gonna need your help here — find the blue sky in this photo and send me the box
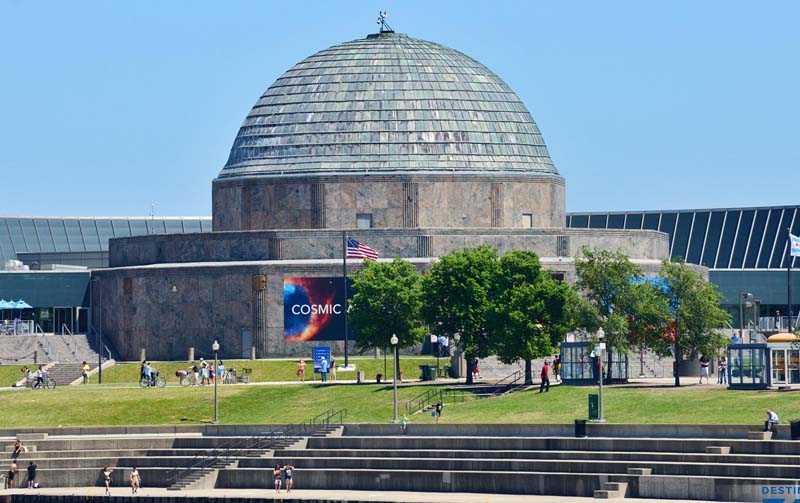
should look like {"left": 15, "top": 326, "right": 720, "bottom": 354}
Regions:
{"left": 1, "top": 1, "right": 797, "bottom": 217}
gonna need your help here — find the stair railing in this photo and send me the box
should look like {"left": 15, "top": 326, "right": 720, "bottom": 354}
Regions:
{"left": 166, "top": 411, "right": 339, "bottom": 488}
{"left": 494, "top": 369, "right": 523, "bottom": 389}
{"left": 35, "top": 324, "right": 58, "bottom": 362}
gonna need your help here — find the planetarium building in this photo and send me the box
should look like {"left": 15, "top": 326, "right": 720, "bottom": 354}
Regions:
{"left": 94, "top": 30, "right": 672, "bottom": 360}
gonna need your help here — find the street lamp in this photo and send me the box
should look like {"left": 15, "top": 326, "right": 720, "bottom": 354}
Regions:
{"left": 596, "top": 327, "right": 606, "bottom": 423}
{"left": 212, "top": 340, "right": 220, "bottom": 425}
{"left": 391, "top": 334, "right": 399, "bottom": 423}
{"left": 739, "top": 293, "right": 753, "bottom": 340}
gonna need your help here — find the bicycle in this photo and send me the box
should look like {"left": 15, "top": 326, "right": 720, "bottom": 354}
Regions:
{"left": 177, "top": 370, "right": 197, "bottom": 387}
{"left": 139, "top": 371, "right": 166, "bottom": 388}
{"left": 32, "top": 376, "right": 56, "bottom": 390}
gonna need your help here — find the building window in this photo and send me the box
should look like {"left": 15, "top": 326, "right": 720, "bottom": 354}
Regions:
{"left": 522, "top": 213, "right": 533, "bottom": 228}
{"left": 356, "top": 213, "right": 373, "bottom": 229}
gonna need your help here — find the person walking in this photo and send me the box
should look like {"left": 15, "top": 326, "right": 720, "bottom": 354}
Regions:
{"left": 81, "top": 361, "right": 90, "bottom": 384}
{"left": 273, "top": 464, "right": 282, "bottom": 494}
{"left": 200, "top": 359, "right": 209, "bottom": 385}
{"left": 26, "top": 461, "right": 36, "bottom": 489}
{"left": 129, "top": 466, "right": 141, "bottom": 494}
{"left": 330, "top": 355, "right": 337, "bottom": 382}
{"left": 189, "top": 361, "right": 199, "bottom": 385}
{"left": 6, "top": 463, "right": 17, "bottom": 489}
{"left": 217, "top": 361, "right": 225, "bottom": 385}
{"left": 102, "top": 467, "right": 114, "bottom": 496}
{"left": 320, "top": 357, "right": 329, "bottom": 383}
{"left": 434, "top": 400, "right": 443, "bottom": 424}
{"left": 699, "top": 355, "right": 710, "bottom": 384}
{"left": 297, "top": 359, "right": 306, "bottom": 382}
{"left": 718, "top": 356, "right": 728, "bottom": 385}
{"left": 540, "top": 361, "right": 551, "bottom": 393}
{"left": 283, "top": 464, "right": 294, "bottom": 493}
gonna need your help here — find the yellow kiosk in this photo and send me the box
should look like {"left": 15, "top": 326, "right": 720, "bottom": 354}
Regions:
{"left": 767, "top": 332, "right": 800, "bottom": 386}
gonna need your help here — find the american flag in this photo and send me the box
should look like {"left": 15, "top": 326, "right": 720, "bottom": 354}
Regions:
{"left": 346, "top": 238, "right": 380, "bottom": 260}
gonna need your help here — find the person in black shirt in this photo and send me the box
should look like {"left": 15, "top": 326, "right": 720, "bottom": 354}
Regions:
{"left": 435, "top": 400, "right": 443, "bottom": 424}
{"left": 283, "top": 464, "right": 294, "bottom": 493}
{"left": 26, "top": 461, "right": 36, "bottom": 488}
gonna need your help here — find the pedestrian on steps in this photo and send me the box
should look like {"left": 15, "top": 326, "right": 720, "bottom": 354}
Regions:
{"left": 273, "top": 464, "right": 282, "bottom": 494}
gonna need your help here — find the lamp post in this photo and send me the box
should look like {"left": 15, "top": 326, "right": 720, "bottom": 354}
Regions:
{"left": 212, "top": 340, "right": 220, "bottom": 424}
{"left": 739, "top": 293, "right": 752, "bottom": 340}
{"left": 391, "top": 334, "right": 399, "bottom": 423}
{"left": 597, "top": 327, "right": 606, "bottom": 423}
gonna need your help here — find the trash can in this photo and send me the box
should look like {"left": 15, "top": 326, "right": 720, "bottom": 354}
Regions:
{"left": 356, "top": 370, "right": 365, "bottom": 384}
{"left": 588, "top": 394, "right": 599, "bottom": 420}
{"left": 419, "top": 365, "right": 436, "bottom": 381}
{"left": 791, "top": 419, "right": 800, "bottom": 440}
{"left": 575, "top": 419, "right": 587, "bottom": 438}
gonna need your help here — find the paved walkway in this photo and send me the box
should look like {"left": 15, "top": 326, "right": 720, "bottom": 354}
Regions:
{"left": 0, "top": 487, "right": 725, "bottom": 502}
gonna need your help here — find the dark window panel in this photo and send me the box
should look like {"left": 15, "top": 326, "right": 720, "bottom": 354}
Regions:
{"left": 111, "top": 220, "right": 132, "bottom": 237}
{"left": 48, "top": 219, "right": 69, "bottom": 252}
{"left": 659, "top": 213, "right": 678, "bottom": 251}
{"left": 788, "top": 209, "right": 800, "bottom": 269}
{"left": 146, "top": 220, "right": 167, "bottom": 234}
{"left": 184, "top": 220, "right": 203, "bottom": 233}
{"left": 730, "top": 210, "right": 754, "bottom": 268}
{"left": 701, "top": 211, "right": 725, "bottom": 268}
{"left": 0, "top": 219, "right": 15, "bottom": 263}
{"left": 566, "top": 215, "right": 572, "bottom": 227}
{"left": 716, "top": 210, "right": 740, "bottom": 269}
{"left": 63, "top": 219, "right": 85, "bottom": 252}
{"left": 96, "top": 220, "right": 115, "bottom": 251}
{"left": 79, "top": 220, "right": 101, "bottom": 252}
{"left": 624, "top": 213, "right": 643, "bottom": 229}
{"left": 129, "top": 220, "right": 148, "bottom": 236}
{"left": 758, "top": 209, "right": 783, "bottom": 268}
{"left": 671, "top": 213, "right": 694, "bottom": 261}
{"left": 744, "top": 210, "right": 769, "bottom": 268}
{"left": 18, "top": 218, "right": 40, "bottom": 252}
{"left": 769, "top": 209, "right": 793, "bottom": 269}
{"left": 33, "top": 219, "right": 55, "bottom": 253}
{"left": 165, "top": 220, "right": 185, "bottom": 233}
{"left": 6, "top": 219, "right": 27, "bottom": 253}
{"left": 607, "top": 214, "right": 625, "bottom": 229}
{"left": 642, "top": 213, "right": 660, "bottom": 231}
{"left": 589, "top": 214, "right": 608, "bottom": 229}
{"left": 570, "top": 215, "right": 589, "bottom": 228}
{"left": 687, "top": 212, "right": 709, "bottom": 265}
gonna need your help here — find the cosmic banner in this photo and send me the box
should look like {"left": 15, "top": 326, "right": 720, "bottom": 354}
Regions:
{"left": 283, "top": 277, "right": 352, "bottom": 342}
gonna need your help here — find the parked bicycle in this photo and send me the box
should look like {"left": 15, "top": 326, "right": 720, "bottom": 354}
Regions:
{"left": 139, "top": 370, "right": 166, "bottom": 388}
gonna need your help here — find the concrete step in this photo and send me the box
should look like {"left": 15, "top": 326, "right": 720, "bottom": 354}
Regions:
{"left": 627, "top": 467, "right": 652, "bottom": 475}
{"left": 594, "top": 481, "right": 627, "bottom": 499}
{"left": 706, "top": 446, "right": 731, "bottom": 455}
{"left": 749, "top": 431, "right": 772, "bottom": 440}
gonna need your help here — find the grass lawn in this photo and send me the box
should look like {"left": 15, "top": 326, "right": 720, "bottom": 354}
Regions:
{"left": 98, "top": 357, "right": 438, "bottom": 385}
{"left": 0, "top": 364, "right": 32, "bottom": 387}
{"left": 0, "top": 380, "right": 798, "bottom": 427}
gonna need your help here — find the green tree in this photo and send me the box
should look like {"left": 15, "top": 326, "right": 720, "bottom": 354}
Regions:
{"left": 574, "top": 248, "right": 647, "bottom": 380}
{"left": 659, "top": 259, "right": 731, "bottom": 387}
{"left": 348, "top": 258, "right": 426, "bottom": 379}
{"left": 491, "top": 250, "right": 579, "bottom": 384}
{"left": 420, "top": 246, "right": 499, "bottom": 385}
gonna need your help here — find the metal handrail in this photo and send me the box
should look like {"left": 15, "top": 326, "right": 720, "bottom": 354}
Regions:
{"left": 35, "top": 324, "right": 58, "bottom": 362}
{"left": 494, "top": 369, "right": 523, "bottom": 388}
{"left": 166, "top": 410, "right": 346, "bottom": 487}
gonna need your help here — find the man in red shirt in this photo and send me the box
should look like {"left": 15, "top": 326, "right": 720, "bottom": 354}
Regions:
{"left": 540, "top": 361, "right": 550, "bottom": 393}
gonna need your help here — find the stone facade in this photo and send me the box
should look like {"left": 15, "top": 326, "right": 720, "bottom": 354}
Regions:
{"left": 212, "top": 174, "right": 566, "bottom": 232}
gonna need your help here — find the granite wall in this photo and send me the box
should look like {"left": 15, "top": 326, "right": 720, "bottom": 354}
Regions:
{"left": 211, "top": 174, "right": 566, "bottom": 231}
{"left": 109, "top": 227, "right": 670, "bottom": 268}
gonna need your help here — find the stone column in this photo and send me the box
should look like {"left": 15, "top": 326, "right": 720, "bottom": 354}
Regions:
{"left": 252, "top": 274, "right": 268, "bottom": 359}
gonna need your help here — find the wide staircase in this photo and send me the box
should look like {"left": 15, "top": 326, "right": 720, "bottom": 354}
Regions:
{"left": 0, "top": 411, "right": 346, "bottom": 491}
{"left": 217, "top": 423, "right": 800, "bottom": 502}
{"left": 0, "top": 333, "right": 101, "bottom": 366}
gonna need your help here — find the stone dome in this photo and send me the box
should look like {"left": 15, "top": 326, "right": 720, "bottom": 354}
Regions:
{"left": 218, "top": 31, "right": 558, "bottom": 179}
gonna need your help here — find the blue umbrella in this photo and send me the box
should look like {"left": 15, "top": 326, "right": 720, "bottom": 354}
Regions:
{"left": 14, "top": 300, "right": 32, "bottom": 309}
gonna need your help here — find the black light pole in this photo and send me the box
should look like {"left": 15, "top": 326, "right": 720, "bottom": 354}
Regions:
{"left": 391, "top": 334, "right": 398, "bottom": 423}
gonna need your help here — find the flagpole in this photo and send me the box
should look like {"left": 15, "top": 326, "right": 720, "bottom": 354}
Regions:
{"left": 789, "top": 227, "right": 794, "bottom": 331}
{"left": 342, "top": 231, "right": 349, "bottom": 368}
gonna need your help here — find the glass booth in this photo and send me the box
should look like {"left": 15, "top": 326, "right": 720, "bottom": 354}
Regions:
{"left": 560, "top": 341, "right": 629, "bottom": 385}
{"left": 766, "top": 333, "right": 800, "bottom": 387}
{"left": 727, "top": 343, "right": 769, "bottom": 390}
